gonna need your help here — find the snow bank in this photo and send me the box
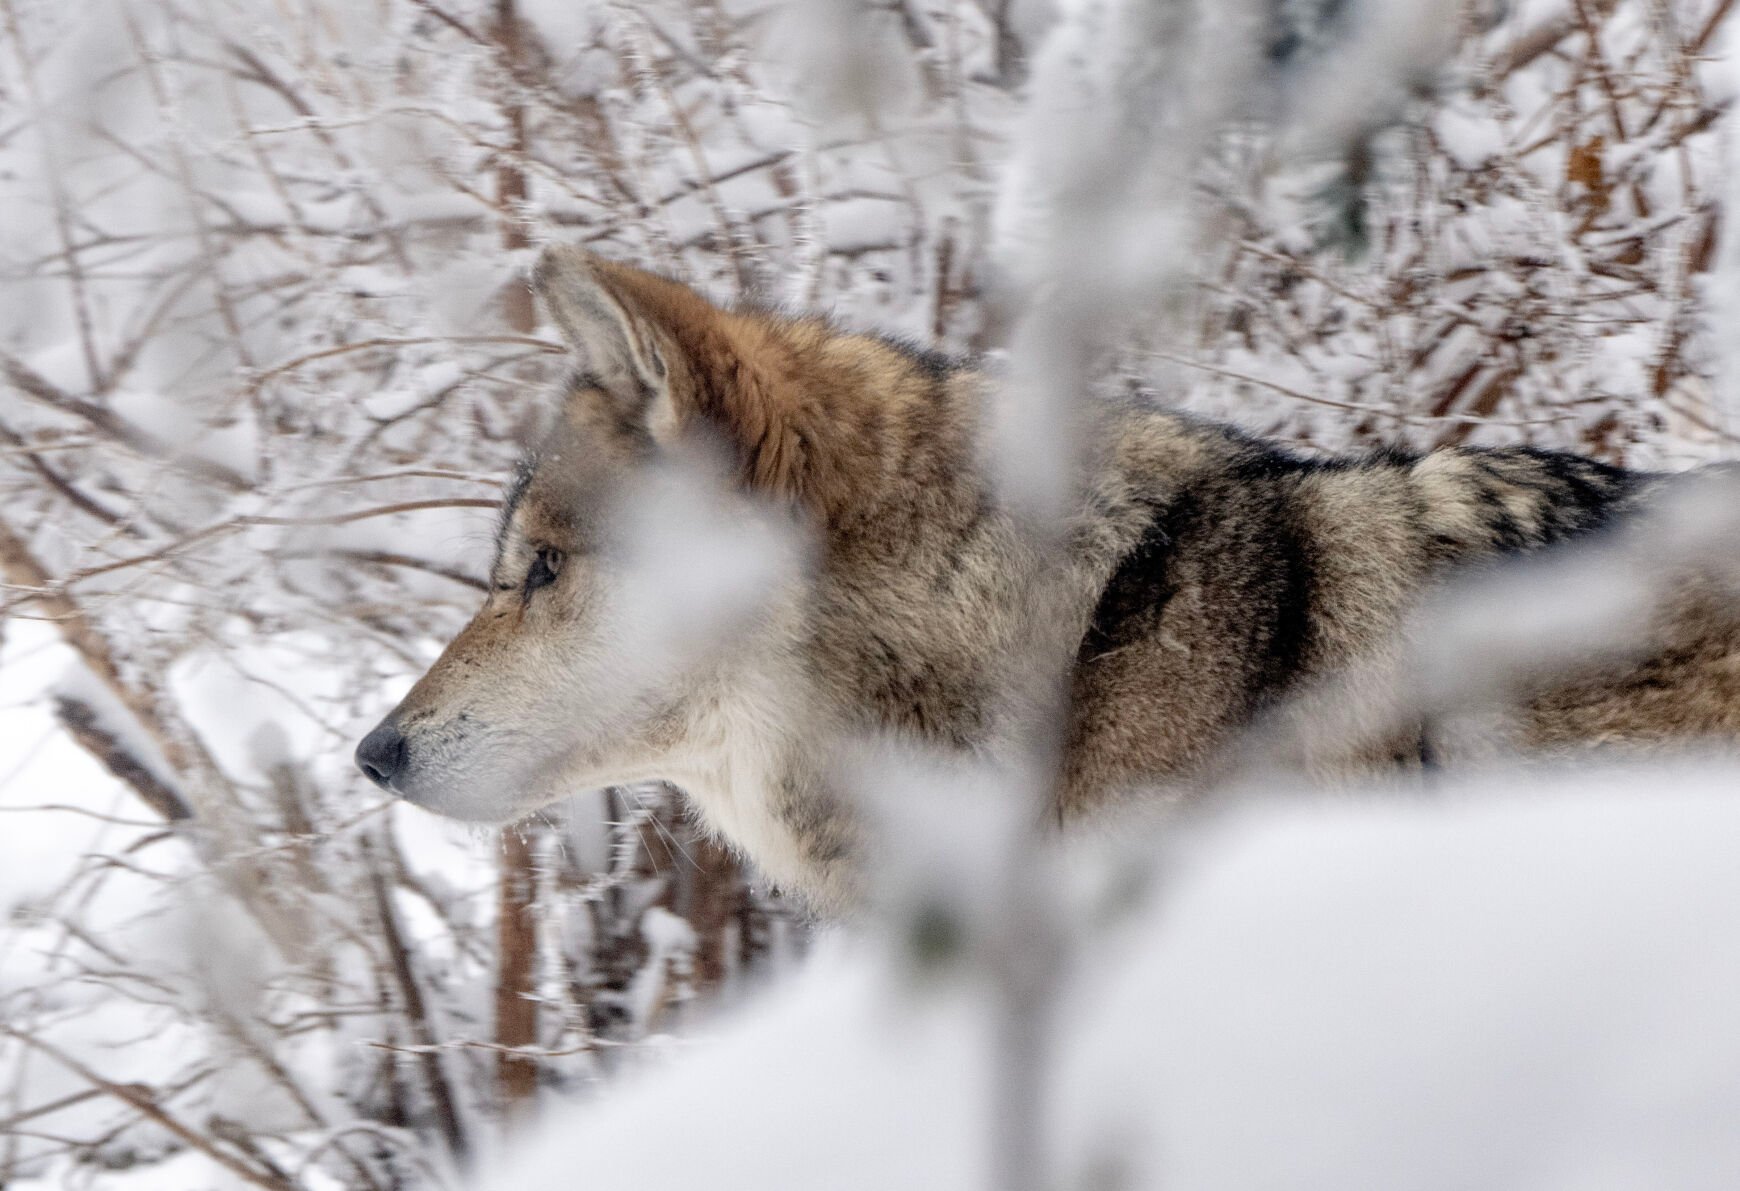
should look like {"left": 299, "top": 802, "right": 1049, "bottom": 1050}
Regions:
{"left": 479, "top": 763, "right": 1740, "bottom": 1190}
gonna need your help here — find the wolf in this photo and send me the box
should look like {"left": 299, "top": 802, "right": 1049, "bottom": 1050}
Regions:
{"left": 355, "top": 246, "right": 1740, "bottom": 912}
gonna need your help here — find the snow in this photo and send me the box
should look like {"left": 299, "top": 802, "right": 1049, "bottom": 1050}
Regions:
{"left": 3, "top": 0, "right": 1739, "bottom": 1186}
{"left": 481, "top": 765, "right": 1740, "bottom": 1190}
{"left": 486, "top": 937, "right": 995, "bottom": 1191}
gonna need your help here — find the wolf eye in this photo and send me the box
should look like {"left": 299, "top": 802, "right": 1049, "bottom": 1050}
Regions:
{"left": 524, "top": 546, "right": 564, "bottom": 595}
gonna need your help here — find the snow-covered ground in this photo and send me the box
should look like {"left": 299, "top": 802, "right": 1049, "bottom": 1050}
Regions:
{"left": 482, "top": 766, "right": 1740, "bottom": 1191}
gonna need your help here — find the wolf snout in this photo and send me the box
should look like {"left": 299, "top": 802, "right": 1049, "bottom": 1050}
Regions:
{"left": 355, "top": 721, "right": 408, "bottom": 790}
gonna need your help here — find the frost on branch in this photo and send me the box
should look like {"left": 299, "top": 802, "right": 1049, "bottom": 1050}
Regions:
{"left": 1, "top": 1, "right": 1738, "bottom": 1188}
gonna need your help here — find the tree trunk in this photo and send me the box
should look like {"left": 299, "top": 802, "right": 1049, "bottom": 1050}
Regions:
{"left": 492, "top": 0, "right": 540, "bottom": 1115}
{"left": 496, "top": 0, "right": 535, "bottom": 332}
{"left": 494, "top": 825, "right": 540, "bottom": 1110}
{"left": 676, "top": 829, "right": 744, "bottom": 993}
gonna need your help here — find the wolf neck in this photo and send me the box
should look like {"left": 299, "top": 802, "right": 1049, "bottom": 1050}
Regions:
{"left": 667, "top": 653, "right": 859, "bottom": 910}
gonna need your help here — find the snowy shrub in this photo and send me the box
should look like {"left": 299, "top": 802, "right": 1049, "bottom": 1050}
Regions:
{"left": 0, "top": 0, "right": 1735, "bottom": 1187}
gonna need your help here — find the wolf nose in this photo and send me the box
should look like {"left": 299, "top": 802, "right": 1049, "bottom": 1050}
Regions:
{"left": 355, "top": 723, "right": 407, "bottom": 789}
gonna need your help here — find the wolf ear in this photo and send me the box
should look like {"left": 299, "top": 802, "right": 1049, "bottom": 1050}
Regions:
{"left": 530, "top": 244, "right": 833, "bottom": 513}
{"left": 532, "top": 246, "right": 675, "bottom": 405}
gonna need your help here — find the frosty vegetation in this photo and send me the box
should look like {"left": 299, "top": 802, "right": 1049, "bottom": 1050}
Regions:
{"left": 1, "top": 0, "right": 1737, "bottom": 1188}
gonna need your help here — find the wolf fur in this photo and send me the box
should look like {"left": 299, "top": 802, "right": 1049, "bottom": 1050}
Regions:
{"left": 355, "top": 247, "right": 1740, "bottom": 911}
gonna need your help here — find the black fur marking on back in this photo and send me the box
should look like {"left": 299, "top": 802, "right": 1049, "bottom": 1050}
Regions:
{"left": 1219, "top": 443, "right": 1326, "bottom": 705}
{"left": 1461, "top": 446, "right": 1639, "bottom": 552}
{"left": 1512, "top": 447, "right": 1636, "bottom": 538}
{"left": 1076, "top": 437, "right": 1341, "bottom": 703}
{"left": 1077, "top": 498, "right": 1181, "bottom": 663}
{"left": 1259, "top": 488, "right": 1317, "bottom": 703}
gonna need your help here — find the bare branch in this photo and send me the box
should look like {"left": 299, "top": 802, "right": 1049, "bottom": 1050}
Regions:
{"left": 52, "top": 697, "right": 193, "bottom": 823}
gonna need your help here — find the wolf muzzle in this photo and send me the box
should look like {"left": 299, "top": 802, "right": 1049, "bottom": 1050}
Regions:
{"left": 355, "top": 720, "right": 408, "bottom": 790}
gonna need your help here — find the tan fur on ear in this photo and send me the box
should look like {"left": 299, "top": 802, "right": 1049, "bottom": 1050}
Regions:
{"left": 532, "top": 246, "right": 671, "bottom": 399}
{"left": 532, "top": 245, "right": 898, "bottom": 524}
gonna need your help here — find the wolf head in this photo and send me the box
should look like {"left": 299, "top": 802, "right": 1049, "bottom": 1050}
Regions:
{"left": 354, "top": 248, "right": 827, "bottom": 824}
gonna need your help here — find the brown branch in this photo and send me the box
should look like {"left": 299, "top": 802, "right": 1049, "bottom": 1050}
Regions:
{"left": 637, "top": 34, "right": 756, "bottom": 297}
{"left": 407, "top": 0, "right": 489, "bottom": 46}
{"left": 249, "top": 335, "right": 561, "bottom": 391}
{"left": 494, "top": 825, "right": 540, "bottom": 1111}
{"left": 0, "top": 526, "right": 315, "bottom": 964}
{"left": 0, "top": 1027, "right": 296, "bottom": 1191}
{"left": 0, "top": 1087, "right": 106, "bottom": 1134}
{"left": 0, "top": 422, "right": 137, "bottom": 533}
{"left": 273, "top": 549, "right": 487, "bottom": 591}
{"left": 361, "top": 837, "right": 468, "bottom": 1158}
{"left": 222, "top": 41, "right": 413, "bottom": 273}
{"left": 5, "top": 500, "right": 500, "bottom": 600}
{"left": 120, "top": 4, "right": 257, "bottom": 371}
{"left": 495, "top": 0, "right": 536, "bottom": 332}
{"left": 1493, "top": 0, "right": 1619, "bottom": 79}
{"left": 1, "top": 350, "right": 251, "bottom": 492}
{"left": 243, "top": 499, "right": 503, "bottom": 529}
{"left": 53, "top": 697, "right": 193, "bottom": 823}
{"left": 0, "top": 514, "right": 194, "bottom": 780}
{"left": 1693, "top": 0, "right": 1738, "bottom": 53}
